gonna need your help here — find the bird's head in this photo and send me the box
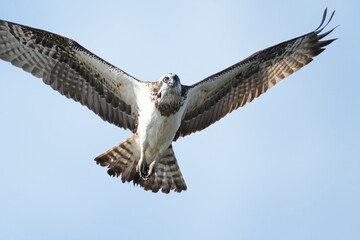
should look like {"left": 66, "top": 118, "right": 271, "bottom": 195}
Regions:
{"left": 154, "top": 73, "right": 182, "bottom": 114}
{"left": 159, "top": 73, "right": 181, "bottom": 91}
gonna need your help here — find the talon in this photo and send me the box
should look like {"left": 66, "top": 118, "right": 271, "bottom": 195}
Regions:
{"left": 137, "top": 158, "right": 150, "bottom": 180}
{"left": 140, "top": 172, "right": 150, "bottom": 180}
{"left": 140, "top": 163, "right": 150, "bottom": 180}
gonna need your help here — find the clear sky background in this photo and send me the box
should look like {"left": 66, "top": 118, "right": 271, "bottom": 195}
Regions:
{"left": 0, "top": 1, "right": 359, "bottom": 239}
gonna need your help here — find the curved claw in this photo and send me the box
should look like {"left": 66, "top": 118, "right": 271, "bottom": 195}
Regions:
{"left": 137, "top": 159, "right": 155, "bottom": 180}
{"left": 140, "top": 162, "right": 151, "bottom": 180}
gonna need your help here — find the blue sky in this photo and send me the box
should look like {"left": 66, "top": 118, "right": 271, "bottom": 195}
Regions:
{"left": 0, "top": 0, "right": 359, "bottom": 239}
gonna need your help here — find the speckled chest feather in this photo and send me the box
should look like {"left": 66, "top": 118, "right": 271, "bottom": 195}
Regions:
{"left": 150, "top": 83, "right": 184, "bottom": 117}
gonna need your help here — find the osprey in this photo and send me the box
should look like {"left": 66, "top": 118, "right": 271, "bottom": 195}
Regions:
{"left": 0, "top": 9, "right": 336, "bottom": 193}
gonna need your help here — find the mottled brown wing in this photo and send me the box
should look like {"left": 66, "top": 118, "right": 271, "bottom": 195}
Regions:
{"left": 175, "top": 9, "right": 336, "bottom": 139}
{"left": 0, "top": 19, "right": 144, "bottom": 132}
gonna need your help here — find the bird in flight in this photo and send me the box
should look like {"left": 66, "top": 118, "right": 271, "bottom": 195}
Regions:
{"left": 0, "top": 9, "right": 336, "bottom": 193}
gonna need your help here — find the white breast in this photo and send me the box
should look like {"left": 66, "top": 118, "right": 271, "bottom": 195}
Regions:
{"left": 136, "top": 91, "right": 185, "bottom": 160}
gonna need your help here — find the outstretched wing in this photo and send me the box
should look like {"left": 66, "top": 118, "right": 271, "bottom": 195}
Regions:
{"left": 0, "top": 20, "right": 145, "bottom": 132}
{"left": 176, "top": 9, "right": 336, "bottom": 139}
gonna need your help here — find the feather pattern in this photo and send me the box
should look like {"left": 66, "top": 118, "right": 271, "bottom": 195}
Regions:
{"left": 0, "top": 9, "right": 336, "bottom": 193}
{"left": 95, "top": 134, "right": 187, "bottom": 193}
{"left": 175, "top": 9, "right": 336, "bottom": 140}
{"left": 0, "top": 19, "right": 142, "bottom": 132}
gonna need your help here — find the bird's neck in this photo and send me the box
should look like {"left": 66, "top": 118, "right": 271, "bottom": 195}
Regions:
{"left": 154, "top": 89, "right": 182, "bottom": 117}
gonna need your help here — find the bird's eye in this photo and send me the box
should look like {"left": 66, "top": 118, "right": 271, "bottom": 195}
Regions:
{"left": 163, "top": 76, "right": 169, "bottom": 83}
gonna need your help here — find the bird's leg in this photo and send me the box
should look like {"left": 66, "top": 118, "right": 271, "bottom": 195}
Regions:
{"left": 136, "top": 139, "right": 157, "bottom": 180}
{"left": 137, "top": 156, "right": 156, "bottom": 180}
{"left": 148, "top": 161, "right": 156, "bottom": 176}
{"left": 140, "top": 159, "right": 150, "bottom": 180}
{"left": 136, "top": 145, "right": 152, "bottom": 180}
{"left": 136, "top": 156, "right": 147, "bottom": 180}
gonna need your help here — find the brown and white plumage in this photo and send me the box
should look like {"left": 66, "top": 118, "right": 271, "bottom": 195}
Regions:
{"left": 95, "top": 134, "right": 186, "bottom": 193}
{"left": 0, "top": 9, "right": 336, "bottom": 193}
{"left": 176, "top": 10, "right": 336, "bottom": 139}
{"left": 0, "top": 20, "right": 141, "bottom": 131}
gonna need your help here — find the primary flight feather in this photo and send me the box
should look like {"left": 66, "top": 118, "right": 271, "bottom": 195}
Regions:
{"left": 0, "top": 9, "right": 336, "bottom": 193}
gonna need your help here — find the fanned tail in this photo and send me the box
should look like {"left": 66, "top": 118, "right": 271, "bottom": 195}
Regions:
{"left": 95, "top": 134, "right": 187, "bottom": 193}
{"left": 140, "top": 145, "right": 187, "bottom": 193}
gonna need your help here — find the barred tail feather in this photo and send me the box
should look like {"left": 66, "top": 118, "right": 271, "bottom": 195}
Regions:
{"left": 95, "top": 135, "right": 187, "bottom": 193}
{"left": 139, "top": 145, "right": 187, "bottom": 193}
{"left": 95, "top": 133, "right": 141, "bottom": 182}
